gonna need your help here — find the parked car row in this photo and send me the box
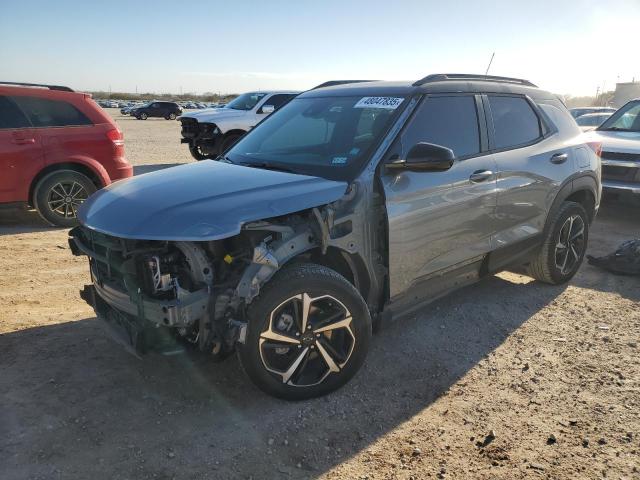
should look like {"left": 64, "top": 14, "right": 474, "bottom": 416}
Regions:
{"left": 97, "top": 99, "right": 224, "bottom": 110}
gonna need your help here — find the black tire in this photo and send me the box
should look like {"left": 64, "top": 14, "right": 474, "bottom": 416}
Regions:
{"left": 238, "top": 263, "right": 372, "bottom": 400}
{"left": 139, "top": 112, "right": 148, "bottom": 120}
{"left": 218, "top": 133, "right": 243, "bottom": 155}
{"left": 168, "top": 112, "right": 177, "bottom": 120}
{"left": 188, "top": 145, "right": 211, "bottom": 161}
{"left": 33, "top": 170, "right": 97, "bottom": 227}
{"left": 527, "top": 201, "right": 589, "bottom": 284}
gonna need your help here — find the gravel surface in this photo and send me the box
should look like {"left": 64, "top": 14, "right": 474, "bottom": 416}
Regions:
{"left": 0, "top": 113, "right": 638, "bottom": 479}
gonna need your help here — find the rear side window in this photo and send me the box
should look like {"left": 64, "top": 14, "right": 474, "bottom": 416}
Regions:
{"left": 11, "top": 96, "right": 92, "bottom": 128}
{"left": 402, "top": 95, "right": 480, "bottom": 158}
{"left": 0, "top": 96, "right": 31, "bottom": 129}
{"left": 488, "top": 96, "right": 541, "bottom": 149}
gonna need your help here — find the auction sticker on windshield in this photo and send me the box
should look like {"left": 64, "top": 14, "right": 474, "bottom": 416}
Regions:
{"left": 354, "top": 97, "right": 404, "bottom": 110}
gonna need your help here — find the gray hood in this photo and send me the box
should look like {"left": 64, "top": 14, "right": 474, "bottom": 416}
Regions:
{"left": 78, "top": 161, "right": 348, "bottom": 241}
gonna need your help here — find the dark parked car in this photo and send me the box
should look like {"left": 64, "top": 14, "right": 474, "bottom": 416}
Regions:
{"left": 131, "top": 101, "right": 182, "bottom": 120}
{"left": 0, "top": 81, "right": 132, "bottom": 226}
{"left": 569, "top": 106, "right": 616, "bottom": 119}
{"left": 70, "top": 74, "right": 601, "bottom": 400}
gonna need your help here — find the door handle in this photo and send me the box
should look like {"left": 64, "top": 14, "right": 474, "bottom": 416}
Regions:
{"left": 550, "top": 153, "right": 568, "bottom": 164}
{"left": 12, "top": 137, "right": 35, "bottom": 145}
{"left": 469, "top": 170, "right": 493, "bottom": 183}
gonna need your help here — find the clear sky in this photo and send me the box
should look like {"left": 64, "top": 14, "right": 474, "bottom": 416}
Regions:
{"left": 1, "top": 0, "right": 638, "bottom": 96}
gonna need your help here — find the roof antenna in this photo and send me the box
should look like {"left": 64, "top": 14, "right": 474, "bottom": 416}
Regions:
{"left": 485, "top": 52, "right": 495, "bottom": 75}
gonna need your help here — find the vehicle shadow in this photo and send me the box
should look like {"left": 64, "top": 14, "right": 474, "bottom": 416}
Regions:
{"left": 0, "top": 207, "right": 56, "bottom": 236}
{"left": 0, "top": 274, "right": 566, "bottom": 479}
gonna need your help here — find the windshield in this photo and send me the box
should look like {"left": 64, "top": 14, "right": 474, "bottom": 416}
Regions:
{"left": 226, "top": 92, "right": 267, "bottom": 111}
{"left": 226, "top": 95, "right": 407, "bottom": 181}
{"left": 598, "top": 101, "right": 640, "bottom": 132}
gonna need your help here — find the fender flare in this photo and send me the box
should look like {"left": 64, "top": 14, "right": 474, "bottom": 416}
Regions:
{"left": 545, "top": 172, "right": 599, "bottom": 234}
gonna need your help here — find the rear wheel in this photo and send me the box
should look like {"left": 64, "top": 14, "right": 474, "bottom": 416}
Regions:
{"left": 168, "top": 112, "right": 177, "bottom": 120}
{"left": 238, "top": 263, "right": 371, "bottom": 400}
{"left": 527, "top": 201, "right": 589, "bottom": 284}
{"left": 139, "top": 112, "right": 148, "bottom": 120}
{"left": 33, "top": 170, "right": 97, "bottom": 227}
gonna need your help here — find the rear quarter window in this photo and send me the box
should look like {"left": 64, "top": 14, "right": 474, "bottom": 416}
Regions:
{"left": 488, "top": 96, "right": 541, "bottom": 150}
{"left": 11, "top": 96, "right": 92, "bottom": 128}
{"left": 0, "top": 96, "right": 31, "bottom": 129}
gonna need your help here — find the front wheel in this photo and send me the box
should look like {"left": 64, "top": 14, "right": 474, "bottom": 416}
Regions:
{"left": 168, "top": 113, "right": 177, "bottom": 120}
{"left": 238, "top": 263, "right": 372, "bottom": 400}
{"left": 33, "top": 170, "right": 97, "bottom": 227}
{"left": 527, "top": 201, "right": 589, "bottom": 284}
{"left": 218, "top": 133, "right": 242, "bottom": 155}
{"left": 188, "top": 145, "right": 212, "bottom": 161}
{"left": 139, "top": 112, "right": 148, "bottom": 120}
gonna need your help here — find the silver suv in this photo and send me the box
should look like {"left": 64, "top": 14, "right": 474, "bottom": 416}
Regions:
{"left": 70, "top": 74, "right": 601, "bottom": 400}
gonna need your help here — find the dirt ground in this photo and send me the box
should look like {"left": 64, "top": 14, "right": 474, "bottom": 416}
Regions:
{"left": 1, "top": 113, "right": 639, "bottom": 480}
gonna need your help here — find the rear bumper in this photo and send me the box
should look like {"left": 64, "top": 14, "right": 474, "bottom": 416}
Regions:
{"left": 110, "top": 163, "right": 133, "bottom": 181}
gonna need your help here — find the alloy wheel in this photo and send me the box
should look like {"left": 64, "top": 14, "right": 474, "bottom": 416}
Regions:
{"left": 258, "top": 293, "right": 356, "bottom": 387}
{"left": 554, "top": 214, "right": 585, "bottom": 275}
{"left": 47, "top": 181, "right": 89, "bottom": 219}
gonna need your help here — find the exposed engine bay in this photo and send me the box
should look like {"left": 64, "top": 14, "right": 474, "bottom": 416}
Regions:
{"left": 69, "top": 202, "right": 380, "bottom": 358}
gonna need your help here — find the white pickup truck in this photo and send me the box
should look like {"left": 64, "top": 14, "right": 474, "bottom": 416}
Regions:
{"left": 179, "top": 91, "right": 299, "bottom": 160}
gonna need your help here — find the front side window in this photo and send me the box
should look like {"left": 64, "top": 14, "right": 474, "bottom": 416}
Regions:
{"left": 598, "top": 101, "right": 640, "bottom": 132}
{"left": 10, "top": 96, "right": 92, "bottom": 128}
{"left": 226, "top": 95, "right": 406, "bottom": 180}
{"left": 0, "top": 96, "right": 31, "bottom": 129}
{"left": 400, "top": 95, "right": 480, "bottom": 158}
{"left": 488, "top": 95, "right": 541, "bottom": 149}
{"left": 226, "top": 92, "right": 267, "bottom": 111}
{"left": 262, "top": 94, "right": 296, "bottom": 111}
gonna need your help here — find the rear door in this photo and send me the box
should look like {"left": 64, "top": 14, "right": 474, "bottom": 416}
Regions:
{"left": 0, "top": 95, "right": 43, "bottom": 203}
{"left": 381, "top": 94, "right": 498, "bottom": 297}
{"left": 10, "top": 95, "right": 100, "bottom": 173}
{"left": 484, "top": 94, "right": 575, "bottom": 248}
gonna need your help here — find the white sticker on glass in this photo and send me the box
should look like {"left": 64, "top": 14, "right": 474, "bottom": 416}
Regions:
{"left": 354, "top": 97, "right": 404, "bottom": 110}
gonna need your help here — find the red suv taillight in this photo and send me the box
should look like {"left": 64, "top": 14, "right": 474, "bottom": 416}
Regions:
{"left": 106, "top": 128, "right": 124, "bottom": 146}
{"left": 586, "top": 141, "right": 602, "bottom": 157}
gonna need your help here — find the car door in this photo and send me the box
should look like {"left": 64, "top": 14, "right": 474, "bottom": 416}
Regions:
{"left": 0, "top": 95, "right": 44, "bottom": 203}
{"left": 10, "top": 95, "right": 97, "bottom": 176}
{"left": 149, "top": 102, "right": 162, "bottom": 117}
{"left": 484, "top": 94, "right": 576, "bottom": 248}
{"left": 381, "top": 94, "right": 498, "bottom": 298}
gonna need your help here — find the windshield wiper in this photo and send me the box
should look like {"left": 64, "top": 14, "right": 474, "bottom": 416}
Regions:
{"left": 241, "top": 161, "right": 298, "bottom": 174}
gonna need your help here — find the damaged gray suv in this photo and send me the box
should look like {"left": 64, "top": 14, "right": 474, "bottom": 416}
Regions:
{"left": 70, "top": 74, "right": 602, "bottom": 400}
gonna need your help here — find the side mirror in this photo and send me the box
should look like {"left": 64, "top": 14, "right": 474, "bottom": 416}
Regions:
{"left": 386, "top": 142, "right": 455, "bottom": 172}
{"left": 260, "top": 104, "right": 275, "bottom": 114}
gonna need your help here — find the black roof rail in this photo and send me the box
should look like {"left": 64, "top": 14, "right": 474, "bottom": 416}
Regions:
{"left": 311, "top": 80, "right": 377, "bottom": 90}
{"left": 413, "top": 73, "right": 537, "bottom": 88}
{"left": 0, "top": 81, "right": 74, "bottom": 92}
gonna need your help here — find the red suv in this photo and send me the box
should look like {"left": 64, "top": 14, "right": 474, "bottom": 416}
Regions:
{"left": 0, "top": 82, "right": 133, "bottom": 226}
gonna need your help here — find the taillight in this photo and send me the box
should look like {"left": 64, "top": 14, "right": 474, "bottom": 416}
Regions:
{"left": 106, "top": 128, "right": 124, "bottom": 146}
{"left": 587, "top": 141, "right": 602, "bottom": 157}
